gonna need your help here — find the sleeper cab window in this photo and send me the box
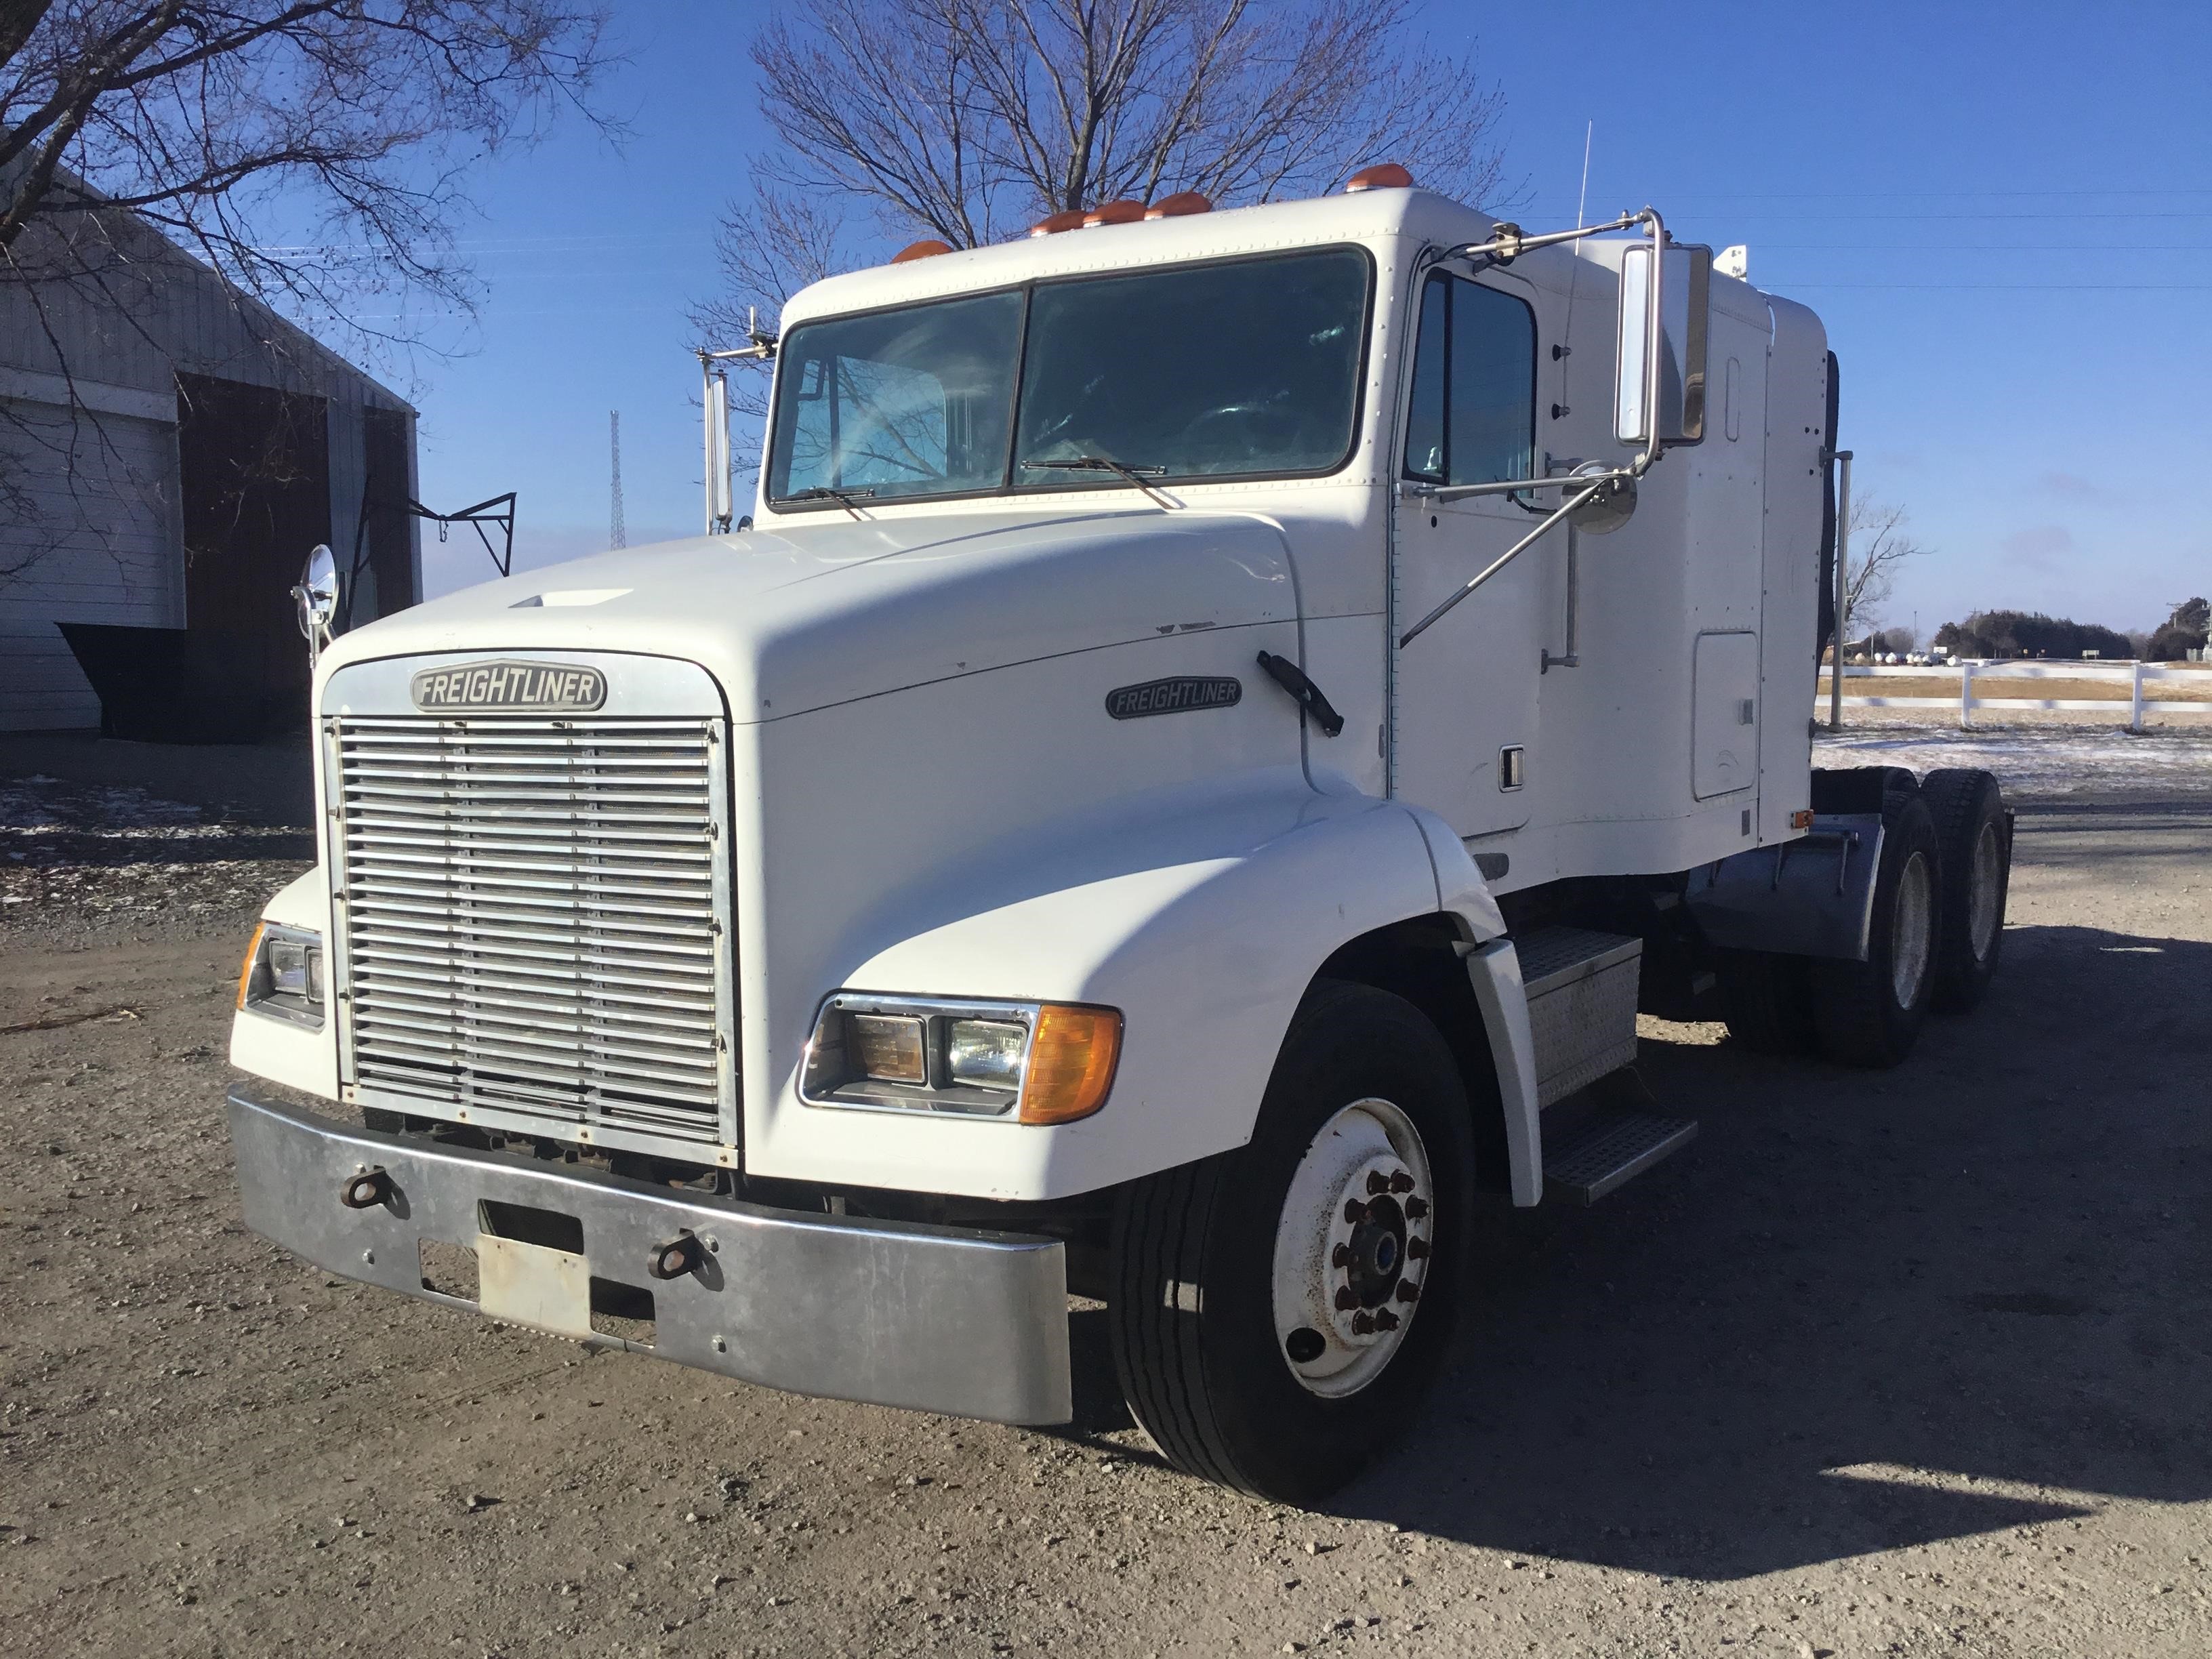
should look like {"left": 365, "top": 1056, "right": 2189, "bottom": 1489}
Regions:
{"left": 1403, "top": 272, "right": 1537, "bottom": 488}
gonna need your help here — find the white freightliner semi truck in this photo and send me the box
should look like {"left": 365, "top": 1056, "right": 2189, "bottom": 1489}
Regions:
{"left": 226, "top": 171, "right": 2013, "bottom": 1503}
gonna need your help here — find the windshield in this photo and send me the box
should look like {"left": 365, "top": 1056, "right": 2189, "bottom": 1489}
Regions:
{"left": 766, "top": 247, "right": 1371, "bottom": 506}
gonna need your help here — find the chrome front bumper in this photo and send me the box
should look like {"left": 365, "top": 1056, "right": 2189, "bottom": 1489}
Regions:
{"left": 226, "top": 1084, "right": 1072, "bottom": 1425}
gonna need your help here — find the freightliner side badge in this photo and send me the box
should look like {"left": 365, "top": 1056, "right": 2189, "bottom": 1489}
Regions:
{"left": 1104, "top": 676, "right": 1243, "bottom": 720}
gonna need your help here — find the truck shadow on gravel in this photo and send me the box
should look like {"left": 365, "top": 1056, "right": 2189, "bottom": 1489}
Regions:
{"left": 1319, "top": 922, "right": 2212, "bottom": 1578}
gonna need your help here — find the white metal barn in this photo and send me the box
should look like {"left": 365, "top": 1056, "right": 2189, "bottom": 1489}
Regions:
{"left": 0, "top": 186, "right": 420, "bottom": 737}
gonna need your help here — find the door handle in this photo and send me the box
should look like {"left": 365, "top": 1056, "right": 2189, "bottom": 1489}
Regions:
{"left": 1255, "top": 651, "right": 1345, "bottom": 738}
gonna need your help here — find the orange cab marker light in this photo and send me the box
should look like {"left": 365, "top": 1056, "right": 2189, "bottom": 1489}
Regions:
{"left": 892, "top": 239, "right": 954, "bottom": 264}
{"left": 1019, "top": 1004, "right": 1122, "bottom": 1126}
{"left": 1028, "top": 209, "right": 1086, "bottom": 237}
{"left": 235, "top": 921, "right": 268, "bottom": 1010}
{"left": 1082, "top": 199, "right": 1146, "bottom": 228}
{"left": 1790, "top": 808, "right": 1816, "bottom": 830}
{"left": 1345, "top": 161, "right": 1414, "bottom": 192}
{"left": 1144, "top": 191, "right": 1212, "bottom": 220}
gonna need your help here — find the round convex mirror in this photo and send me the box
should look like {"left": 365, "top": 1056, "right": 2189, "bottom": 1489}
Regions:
{"left": 294, "top": 544, "right": 340, "bottom": 638}
{"left": 1565, "top": 462, "right": 1637, "bottom": 535}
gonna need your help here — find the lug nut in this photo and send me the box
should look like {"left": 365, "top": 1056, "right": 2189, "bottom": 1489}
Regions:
{"left": 1366, "top": 1170, "right": 1391, "bottom": 1195}
{"left": 1389, "top": 1170, "right": 1415, "bottom": 1193}
{"left": 339, "top": 1170, "right": 390, "bottom": 1209}
{"left": 1331, "top": 1243, "right": 1353, "bottom": 1269}
{"left": 1334, "top": 1286, "right": 1359, "bottom": 1311}
{"left": 1375, "top": 1308, "right": 1401, "bottom": 1332}
{"left": 1343, "top": 1199, "right": 1368, "bottom": 1225}
{"left": 1396, "top": 1279, "right": 1421, "bottom": 1303}
{"left": 1404, "top": 1197, "right": 1429, "bottom": 1221}
{"left": 1406, "top": 1236, "right": 1430, "bottom": 1261}
{"left": 1351, "top": 1312, "right": 1376, "bottom": 1335}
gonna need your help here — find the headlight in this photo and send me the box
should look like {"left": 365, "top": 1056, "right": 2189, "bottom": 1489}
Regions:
{"left": 801, "top": 995, "right": 1120, "bottom": 1124}
{"left": 945, "top": 1019, "right": 1026, "bottom": 1092}
{"left": 237, "top": 922, "right": 325, "bottom": 1028}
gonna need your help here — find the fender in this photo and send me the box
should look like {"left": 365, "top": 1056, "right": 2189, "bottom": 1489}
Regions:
{"left": 745, "top": 771, "right": 1530, "bottom": 1202}
{"left": 1399, "top": 802, "right": 1542, "bottom": 1207}
{"left": 228, "top": 866, "right": 339, "bottom": 1098}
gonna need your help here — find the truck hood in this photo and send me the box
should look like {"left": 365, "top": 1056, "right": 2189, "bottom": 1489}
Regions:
{"left": 321, "top": 508, "right": 1299, "bottom": 722}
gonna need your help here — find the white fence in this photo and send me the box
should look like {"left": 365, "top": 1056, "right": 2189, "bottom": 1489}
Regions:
{"left": 1820, "top": 661, "right": 2212, "bottom": 729}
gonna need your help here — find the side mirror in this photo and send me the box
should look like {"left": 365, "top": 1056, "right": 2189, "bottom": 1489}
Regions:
{"left": 1614, "top": 242, "right": 1712, "bottom": 449}
{"left": 1565, "top": 460, "right": 1637, "bottom": 535}
{"left": 291, "top": 544, "right": 340, "bottom": 660}
{"left": 704, "top": 367, "right": 733, "bottom": 533}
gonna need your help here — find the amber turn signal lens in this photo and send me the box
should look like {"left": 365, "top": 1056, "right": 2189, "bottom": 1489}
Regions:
{"left": 1790, "top": 808, "right": 1816, "bottom": 830}
{"left": 1018, "top": 1004, "right": 1122, "bottom": 1125}
{"left": 235, "top": 920, "right": 268, "bottom": 1010}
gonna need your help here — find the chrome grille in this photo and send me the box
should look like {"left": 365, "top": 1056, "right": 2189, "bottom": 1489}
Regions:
{"left": 331, "top": 715, "right": 735, "bottom": 1153}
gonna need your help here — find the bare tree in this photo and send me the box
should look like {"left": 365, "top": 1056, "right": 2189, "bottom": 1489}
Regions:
{"left": 1, "top": 0, "right": 614, "bottom": 582}
{"left": 695, "top": 0, "right": 1509, "bottom": 447}
{"left": 1842, "top": 495, "right": 1929, "bottom": 637}
{"left": 3, "top": 1, "right": 614, "bottom": 339}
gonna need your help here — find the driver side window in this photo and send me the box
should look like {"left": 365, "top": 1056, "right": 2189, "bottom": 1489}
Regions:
{"left": 1402, "top": 272, "right": 1537, "bottom": 487}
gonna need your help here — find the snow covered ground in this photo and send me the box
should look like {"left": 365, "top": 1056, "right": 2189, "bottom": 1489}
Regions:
{"left": 1816, "top": 724, "right": 2212, "bottom": 798}
{"left": 0, "top": 775, "right": 312, "bottom": 943}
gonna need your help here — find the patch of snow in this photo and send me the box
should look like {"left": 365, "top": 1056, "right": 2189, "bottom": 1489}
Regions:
{"left": 1816, "top": 725, "right": 2212, "bottom": 797}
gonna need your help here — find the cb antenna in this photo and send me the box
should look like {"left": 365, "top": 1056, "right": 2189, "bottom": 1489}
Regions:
{"left": 1560, "top": 121, "right": 1595, "bottom": 393}
{"left": 1576, "top": 119, "right": 1593, "bottom": 232}
{"left": 609, "top": 409, "right": 626, "bottom": 550}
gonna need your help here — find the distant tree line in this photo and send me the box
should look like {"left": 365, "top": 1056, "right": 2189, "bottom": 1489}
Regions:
{"left": 1932, "top": 611, "right": 2135, "bottom": 660}
{"left": 2146, "top": 597, "right": 2211, "bottom": 661}
{"left": 1931, "top": 598, "right": 2208, "bottom": 661}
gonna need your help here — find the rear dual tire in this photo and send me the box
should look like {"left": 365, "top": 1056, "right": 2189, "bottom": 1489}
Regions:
{"left": 1718, "top": 769, "right": 2010, "bottom": 1067}
{"left": 1807, "top": 791, "right": 1942, "bottom": 1067}
{"left": 1921, "top": 769, "right": 2009, "bottom": 1012}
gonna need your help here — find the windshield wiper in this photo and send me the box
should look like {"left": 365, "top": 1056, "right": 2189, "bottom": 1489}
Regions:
{"left": 787, "top": 484, "right": 878, "bottom": 517}
{"left": 1019, "top": 455, "right": 1168, "bottom": 493}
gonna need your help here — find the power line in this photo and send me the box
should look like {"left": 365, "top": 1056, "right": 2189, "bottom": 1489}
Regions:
{"left": 1658, "top": 186, "right": 2212, "bottom": 201}
{"left": 1667, "top": 211, "right": 2212, "bottom": 222}
{"left": 1743, "top": 243, "right": 2212, "bottom": 251}
{"left": 1764, "top": 282, "right": 2212, "bottom": 291}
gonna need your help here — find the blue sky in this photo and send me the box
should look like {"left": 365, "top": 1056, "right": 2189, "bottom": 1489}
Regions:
{"left": 403, "top": 0, "right": 2211, "bottom": 639}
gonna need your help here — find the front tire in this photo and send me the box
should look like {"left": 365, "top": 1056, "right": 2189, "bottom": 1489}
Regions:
{"left": 1107, "top": 982, "right": 1475, "bottom": 1504}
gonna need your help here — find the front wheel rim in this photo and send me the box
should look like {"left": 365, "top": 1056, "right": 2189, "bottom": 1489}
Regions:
{"left": 1891, "top": 851, "right": 1933, "bottom": 1006}
{"left": 1270, "top": 1097, "right": 1434, "bottom": 1400}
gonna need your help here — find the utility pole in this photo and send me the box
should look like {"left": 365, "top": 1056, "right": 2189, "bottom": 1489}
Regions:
{"left": 609, "top": 410, "right": 626, "bottom": 551}
{"left": 1828, "top": 449, "right": 1852, "bottom": 731}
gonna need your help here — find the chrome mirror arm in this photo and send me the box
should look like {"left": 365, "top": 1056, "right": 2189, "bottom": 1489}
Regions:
{"left": 1399, "top": 465, "right": 1635, "bottom": 507}
{"left": 1398, "top": 478, "right": 1613, "bottom": 647}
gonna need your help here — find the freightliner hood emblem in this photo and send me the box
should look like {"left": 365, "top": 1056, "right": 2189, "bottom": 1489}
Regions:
{"left": 411, "top": 659, "right": 608, "bottom": 713}
{"left": 1104, "top": 675, "right": 1242, "bottom": 720}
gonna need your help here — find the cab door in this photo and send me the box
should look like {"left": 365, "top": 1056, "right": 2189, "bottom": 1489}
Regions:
{"left": 1390, "top": 267, "right": 1545, "bottom": 839}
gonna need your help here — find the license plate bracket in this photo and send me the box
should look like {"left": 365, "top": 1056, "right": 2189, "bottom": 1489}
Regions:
{"left": 476, "top": 1233, "right": 592, "bottom": 1338}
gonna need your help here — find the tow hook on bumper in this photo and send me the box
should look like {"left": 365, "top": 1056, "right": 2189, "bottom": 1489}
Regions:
{"left": 225, "top": 1084, "right": 1073, "bottom": 1425}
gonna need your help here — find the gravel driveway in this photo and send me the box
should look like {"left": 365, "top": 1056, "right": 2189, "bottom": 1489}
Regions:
{"left": 2, "top": 752, "right": 2207, "bottom": 1658}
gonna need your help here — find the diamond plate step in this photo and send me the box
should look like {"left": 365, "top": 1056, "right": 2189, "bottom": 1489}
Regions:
{"left": 1515, "top": 925, "right": 1642, "bottom": 1108}
{"left": 1543, "top": 1108, "right": 1699, "bottom": 1205}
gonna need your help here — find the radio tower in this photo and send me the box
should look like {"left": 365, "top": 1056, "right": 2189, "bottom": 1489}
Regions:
{"left": 608, "top": 409, "right": 626, "bottom": 550}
